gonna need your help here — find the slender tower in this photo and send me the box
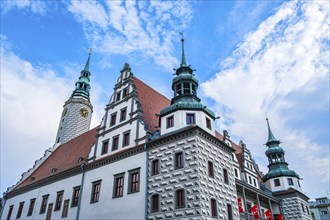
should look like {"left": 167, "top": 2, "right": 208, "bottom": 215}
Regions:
{"left": 55, "top": 49, "right": 93, "bottom": 144}
{"left": 263, "top": 118, "right": 311, "bottom": 220}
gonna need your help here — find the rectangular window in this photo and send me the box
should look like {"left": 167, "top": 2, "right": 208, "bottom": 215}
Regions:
{"left": 234, "top": 169, "right": 238, "bottom": 178}
{"left": 7, "top": 205, "right": 13, "bottom": 220}
{"left": 110, "top": 113, "right": 117, "bottom": 126}
{"left": 151, "top": 194, "right": 159, "bottom": 212}
{"left": 248, "top": 176, "right": 252, "bottom": 184}
{"left": 112, "top": 136, "right": 119, "bottom": 151}
{"left": 116, "top": 92, "right": 121, "bottom": 102}
{"left": 61, "top": 200, "right": 69, "bottom": 218}
{"left": 128, "top": 168, "right": 140, "bottom": 194}
{"left": 227, "top": 204, "right": 233, "bottom": 220}
{"left": 166, "top": 116, "right": 174, "bottom": 128}
{"left": 223, "top": 168, "right": 229, "bottom": 184}
{"left": 152, "top": 160, "right": 159, "bottom": 175}
{"left": 40, "top": 195, "right": 49, "bottom": 214}
{"left": 90, "top": 180, "right": 101, "bottom": 203}
{"left": 101, "top": 140, "right": 109, "bottom": 155}
{"left": 16, "top": 202, "right": 24, "bottom": 219}
{"left": 123, "top": 131, "right": 130, "bottom": 147}
{"left": 298, "top": 180, "right": 301, "bottom": 187}
{"left": 122, "top": 88, "right": 128, "bottom": 98}
{"left": 186, "top": 113, "right": 195, "bottom": 125}
{"left": 55, "top": 191, "right": 64, "bottom": 211}
{"left": 211, "top": 199, "right": 217, "bottom": 217}
{"left": 71, "top": 186, "right": 80, "bottom": 207}
{"left": 113, "top": 173, "right": 124, "bottom": 198}
{"left": 27, "top": 198, "right": 36, "bottom": 216}
{"left": 120, "top": 108, "right": 127, "bottom": 121}
{"left": 208, "top": 161, "right": 214, "bottom": 178}
{"left": 183, "top": 82, "right": 190, "bottom": 94}
{"left": 288, "top": 178, "right": 294, "bottom": 185}
{"left": 176, "top": 189, "right": 185, "bottom": 208}
{"left": 175, "top": 152, "right": 184, "bottom": 169}
{"left": 301, "top": 203, "right": 305, "bottom": 213}
{"left": 175, "top": 84, "right": 182, "bottom": 96}
{"left": 274, "top": 179, "right": 280, "bottom": 186}
{"left": 206, "top": 117, "right": 212, "bottom": 130}
{"left": 253, "top": 178, "right": 257, "bottom": 187}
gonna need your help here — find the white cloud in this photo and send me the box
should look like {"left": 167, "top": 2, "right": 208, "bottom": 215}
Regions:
{"left": 66, "top": 0, "right": 193, "bottom": 71}
{"left": 0, "top": 44, "right": 103, "bottom": 193}
{"left": 202, "top": 1, "right": 329, "bottom": 198}
{"left": 1, "top": 0, "right": 47, "bottom": 15}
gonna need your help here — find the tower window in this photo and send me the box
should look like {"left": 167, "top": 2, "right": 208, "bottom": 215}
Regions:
{"left": 206, "top": 117, "right": 212, "bottom": 130}
{"left": 274, "top": 179, "right": 280, "bottom": 187}
{"left": 90, "top": 180, "right": 101, "bottom": 203}
{"left": 234, "top": 169, "right": 238, "bottom": 178}
{"left": 152, "top": 160, "right": 159, "bottom": 175}
{"left": 301, "top": 203, "right": 305, "bottom": 213}
{"left": 113, "top": 174, "right": 124, "bottom": 198}
{"left": 166, "top": 116, "right": 174, "bottom": 128}
{"left": 175, "top": 189, "right": 185, "bottom": 208}
{"left": 192, "top": 84, "right": 196, "bottom": 95}
{"left": 175, "top": 152, "right": 184, "bottom": 169}
{"left": 151, "top": 194, "right": 159, "bottom": 212}
{"left": 112, "top": 136, "right": 119, "bottom": 151}
{"left": 208, "top": 161, "right": 214, "bottom": 178}
{"left": 101, "top": 140, "right": 109, "bottom": 155}
{"left": 120, "top": 108, "right": 127, "bottom": 121}
{"left": 27, "top": 198, "right": 36, "bottom": 216}
{"left": 110, "top": 113, "right": 117, "bottom": 126}
{"left": 183, "top": 82, "right": 190, "bottom": 94}
{"left": 223, "top": 168, "right": 229, "bottom": 184}
{"left": 298, "top": 180, "right": 301, "bottom": 187}
{"left": 186, "top": 113, "right": 195, "bottom": 125}
{"left": 287, "top": 178, "right": 294, "bottom": 186}
{"left": 211, "top": 199, "right": 217, "bottom": 217}
{"left": 16, "top": 202, "right": 24, "bottom": 219}
{"left": 123, "top": 131, "right": 130, "bottom": 147}
{"left": 175, "top": 84, "right": 182, "bottom": 96}
{"left": 54, "top": 191, "right": 64, "bottom": 211}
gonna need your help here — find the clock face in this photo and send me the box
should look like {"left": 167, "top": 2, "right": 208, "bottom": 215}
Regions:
{"left": 62, "top": 108, "right": 68, "bottom": 117}
{"left": 80, "top": 108, "right": 89, "bottom": 117}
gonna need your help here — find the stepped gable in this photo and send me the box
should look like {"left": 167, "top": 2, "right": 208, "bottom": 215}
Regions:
{"left": 15, "top": 126, "right": 99, "bottom": 189}
{"left": 215, "top": 130, "right": 243, "bottom": 164}
{"left": 133, "top": 76, "right": 171, "bottom": 132}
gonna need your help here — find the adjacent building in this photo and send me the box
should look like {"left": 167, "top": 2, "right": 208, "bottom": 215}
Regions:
{"left": 1, "top": 37, "right": 312, "bottom": 220}
{"left": 309, "top": 197, "right": 330, "bottom": 220}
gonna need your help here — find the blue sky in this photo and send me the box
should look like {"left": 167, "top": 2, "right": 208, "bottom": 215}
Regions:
{"left": 1, "top": 0, "right": 329, "bottom": 200}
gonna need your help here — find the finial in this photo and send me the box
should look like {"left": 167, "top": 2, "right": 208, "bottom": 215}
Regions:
{"left": 179, "top": 32, "right": 187, "bottom": 67}
{"left": 84, "top": 48, "right": 92, "bottom": 71}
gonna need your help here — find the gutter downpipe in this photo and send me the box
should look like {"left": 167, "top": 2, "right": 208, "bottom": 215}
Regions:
{"left": 144, "top": 143, "right": 148, "bottom": 220}
{"left": 76, "top": 162, "right": 86, "bottom": 220}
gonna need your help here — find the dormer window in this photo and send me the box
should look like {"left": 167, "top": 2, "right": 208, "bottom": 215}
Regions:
{"left": 78, "top": 157, "right": 84, "bottom": 162}
{"left": 51, "top": 168, "right": 58, "bottom": 173}
{"left": 116, "top": 92, "right": 121, "bottom": 102}
{"left": 30, "top": 177, "right": 35, "bottom": 182}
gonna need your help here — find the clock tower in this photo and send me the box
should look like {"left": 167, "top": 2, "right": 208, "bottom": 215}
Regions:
{"left": 55, "top": 49, "right": 93, "bottom": 144}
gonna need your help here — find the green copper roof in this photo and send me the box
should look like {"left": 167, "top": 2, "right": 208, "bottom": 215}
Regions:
{"left": 263, "top": 165, "right": 299, "bottom": 182}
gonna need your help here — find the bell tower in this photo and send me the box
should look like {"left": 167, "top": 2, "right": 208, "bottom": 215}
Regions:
{"left": 55, "top": 49, "right": 93, "bottom": 144}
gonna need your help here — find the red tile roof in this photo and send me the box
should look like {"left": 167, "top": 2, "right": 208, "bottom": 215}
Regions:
{"left": 15, "top": 126, "right": 99, "bottom": 189}
{"left": 133, "top": 76, "right": 171, "bottom": 132}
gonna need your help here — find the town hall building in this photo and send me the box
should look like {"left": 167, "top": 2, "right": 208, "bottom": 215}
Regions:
{"left": 1, "top": 37, "right": 311, "bottom": 220}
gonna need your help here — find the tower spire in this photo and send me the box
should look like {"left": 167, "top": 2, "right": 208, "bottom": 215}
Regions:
{"left": 180, "top": 32, "right": 187, "bottom": 67}
{"left": 84, "top": 48, "right": 92, "bottom": 71}
{"left": 266, "top": 118, "right": 279, "bottom": 145}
